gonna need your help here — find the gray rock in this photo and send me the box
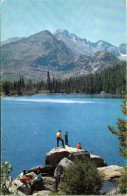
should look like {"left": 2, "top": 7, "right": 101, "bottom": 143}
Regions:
{"left": 98, "top": 165, "right": 124, "bottom": 182}
{"left": 9, "top": 178, "right": 22, "bottom": 193}
{"left": 31, "top": 179, "right": 44, "bottom": 192}
{"left": 28, "top": 165, "right": 54, "bottom": 176}
{"left": 68, "top": 151, "right": 90, "bottom": 161}
{"left": 90, "top": 154, "right": 107, "bottom": 167}
{"left": 11, "top": 190, "right": 26, "bottom": 196}
{"left": 18, "top": 183, "right": 32, "bottom": 195}
{"left": 9, "top": 178, "right": 32, "bottom": 195}
{"left": 107, "top": 187, "right": 120, "bottom": 195}
{"left": 42, "top": 177, "right": 56, "bottom": 192}
{"left": 54, "top": 157, "right": 74, "bottom": 184}
{"left": 45, "top": 146, "right": 90, "bottom": 168}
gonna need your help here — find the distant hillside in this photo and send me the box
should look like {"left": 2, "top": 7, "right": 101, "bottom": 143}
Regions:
{"left": 1, "top": 30, "right": 122, "bottom": 82}
{"left": 1, "top": 37, "right": 25, "bottom": 45}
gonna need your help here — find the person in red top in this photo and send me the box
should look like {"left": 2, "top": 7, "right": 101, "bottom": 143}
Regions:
{"left": 77, "top": 142, "right": 82, "bottom": 149}
{"left": 20, "top": 169, "right": 32, "bottom": 184}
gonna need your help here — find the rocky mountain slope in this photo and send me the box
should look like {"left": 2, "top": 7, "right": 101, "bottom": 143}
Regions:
{"left": 1, "top": 30, "right": 121, "bottom": 82}
{"left": 54, "top": 29, "right": 125, "bottom": 58}
{"left": 1, "top": 30, "right": 74, "bottom": 81}
{"left": 65, "top": 51, "right": 120, "bottom": 78}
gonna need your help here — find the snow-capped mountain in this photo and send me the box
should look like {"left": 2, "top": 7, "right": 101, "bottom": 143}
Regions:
{"left": 54, "top": 29, "right": 123, "bottom": 58}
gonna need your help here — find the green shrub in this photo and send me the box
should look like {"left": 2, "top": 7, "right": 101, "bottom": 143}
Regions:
{"left": 59, "top": 159, "right": 103, "bottom": 195}
{"left": 119, "top": 166, "right": 127, "bottom": 194}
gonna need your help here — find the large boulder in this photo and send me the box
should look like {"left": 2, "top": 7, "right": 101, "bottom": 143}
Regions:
{"left": 28, "top": 165, "right": 54, "bottom": 176}
{"left": 68, "top": 151, "right": 90, "bottom": 161}
{"left": 45, "top": 146, "right": 90, "bottom": 168}
{"left": 90, "top": 154, "right": 107, "bottom": 167}
{"left": 42, "top": 177, "right": 56, "bottom": 192}
{"left": 98, "top": 165, "right": 124, "bottom": 182}
{"left": 9, "top": 178, "right": 32, "bottom": 195}
{"left": 18, "top": 183, "right": 32, "bottom": 195}
{"left": 54, "top": 157, "right": 74, "bottom": 184}
{"left": 31, "top": 179, "right": 44, "bottom": 192}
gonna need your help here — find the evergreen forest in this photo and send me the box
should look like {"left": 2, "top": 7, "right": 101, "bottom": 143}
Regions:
{"left": 1, "top": 62, "right": 126, "bottom": 96}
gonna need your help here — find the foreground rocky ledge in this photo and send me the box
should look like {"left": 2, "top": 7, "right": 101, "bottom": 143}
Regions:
{"left": 98, "top": 165, "right": 124, "bottom": 182}
{"left": 45, "top": 145, "right": 107, "bottom": 168}
{"left": 7, "top": 146, "right": 124, "bottom": 195}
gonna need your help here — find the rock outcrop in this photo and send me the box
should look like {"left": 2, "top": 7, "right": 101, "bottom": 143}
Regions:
{"left": 8, "top": 147, "right": 124, "bottom": 195}
{"left": 42, "top": 177, "right": 56, "bottom": 192}
{"left": 68, "top": 151, "right": 90, "bottom": 161}
{"left": 9, "top": 178, "right": 32, "bottom": 195}
{"left": 98, "top": 165, "right": 124, "bottom": 182}
{"left": 31, "top": 179, "right": 44, "bottom": 192}
{"left": 54, "top": 157, "right": 74, "bottom": 184}
{"left": 28, "top": 165, "right": 54, "bottom": 176}
{"left": 45, "top": 146, "right": 90, "bottom": 168}
{"left": 45, "top": 146, "right": 107, "bottom": 168}
{"left": 90, "top": 154, "right": 107, "bottom": 167}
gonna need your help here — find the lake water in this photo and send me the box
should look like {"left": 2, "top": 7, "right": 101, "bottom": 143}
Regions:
{"left": 1, "top": 94, "right": 125, "bottom": 178}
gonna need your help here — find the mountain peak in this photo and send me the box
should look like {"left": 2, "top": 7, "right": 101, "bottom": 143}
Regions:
{"left": 54, "top": 29, "right": 69, "bottom": 36}
{"left": 31, "top": 30, "right": 52, "bottom": 37}
{"left": 26, "top": 30, "right": 54, "bottom": 42}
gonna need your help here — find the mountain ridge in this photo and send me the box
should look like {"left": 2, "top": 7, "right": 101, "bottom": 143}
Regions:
{"left": 1, "top": 29, "right": 122, "bottom": 82}
{"left": 53, "top": 29, "right": 122, "bottom": 57}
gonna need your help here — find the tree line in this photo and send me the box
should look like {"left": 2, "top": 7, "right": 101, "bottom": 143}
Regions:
{"left": 1, "top": 62, "right": 126, "bottom": 96}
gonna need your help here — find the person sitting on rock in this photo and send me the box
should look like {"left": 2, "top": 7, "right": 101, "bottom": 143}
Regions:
{"left": 31, "top": 170, "right": 43, "bottom": 191}
{"left": 77, "top": 142, "right": 82, "bottom": 149}
{"left": 56, "top": 130, "right": 64, "bottom": 147}
{"left": 64, "top": 131, "right": 68, "bottom": 145}
{"left": 32, "top": 170, "right": 42, "bottom": 184}
{"left": 20, "top": 169, "right": 32, "bottom": 185}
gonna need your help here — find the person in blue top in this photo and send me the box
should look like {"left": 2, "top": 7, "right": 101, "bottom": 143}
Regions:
{"left": 33, "top": 170, "right": 42, "bottom": 183}
{"left": 31, "top": 170, "right": 43, "bottom": 191}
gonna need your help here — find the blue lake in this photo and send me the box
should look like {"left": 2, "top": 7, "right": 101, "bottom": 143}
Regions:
{"left": 1, "top": 94, "right": 125, "bottom": 178}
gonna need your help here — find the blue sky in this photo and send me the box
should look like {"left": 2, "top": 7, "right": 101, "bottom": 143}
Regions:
{"left": 1, "top": 0, "right": 126, "bottom": 46}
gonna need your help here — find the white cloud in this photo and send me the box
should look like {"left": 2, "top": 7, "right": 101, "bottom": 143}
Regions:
{"left": 0, "top": 0, "right": 7, "bottom": 4}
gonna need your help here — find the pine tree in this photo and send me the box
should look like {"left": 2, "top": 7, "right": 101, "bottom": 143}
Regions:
{"left": 108, "top": 98, "right": 127, "bottom": 159}
{"left": 3, "top": 81, "right": 13, "bottom": 95}
{"left": 47, "top": 71, "right": 50, "bottom": 91}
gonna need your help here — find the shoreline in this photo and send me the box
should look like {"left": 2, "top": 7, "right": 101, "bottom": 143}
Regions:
{"left": 1, "top": 92, "right": 125, "bottom": 99}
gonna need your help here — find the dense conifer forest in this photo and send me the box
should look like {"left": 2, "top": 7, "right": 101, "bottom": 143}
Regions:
{"left": 1, "top": 62, "right": 126, "bottom": 96}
